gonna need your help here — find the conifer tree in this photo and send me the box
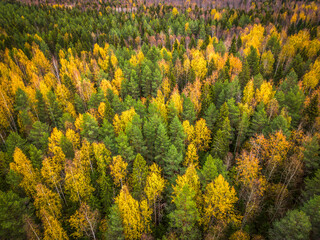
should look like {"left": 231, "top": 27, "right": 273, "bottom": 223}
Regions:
{"left": 132, "top": 154, "right": 148, "bottom": 199}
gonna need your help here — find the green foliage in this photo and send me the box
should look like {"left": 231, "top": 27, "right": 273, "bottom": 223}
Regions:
{"left": 303, "top": 169, "right": 320, "bottom": 200}
{"left": 104, "top": 204, "right": 125, "bottom": 240}
{"left": 247, "top": 46, "right": 260, "bottom": 76}
{"left": 132, "top": 154, "right": 148, "bottom": 199}
{"left": 182, "top": 95, "right": 196, "bottom": 124}
{"left": 0, "top": 191, "right": 28, "bottom": 239}
{"left": 169, "top": 116, "right": 185, "bottom": 154}
{"left": 169, "top": 184, "right": 200, "bottom": 240}
{"left": 268, "top": 210, "right": 311, "bottom": 240}
{"left": 201, "top": 155, "right": 227, "bottom": 186}
{"left": 302, "top": 195, "right": 320, "bottom": 239}
{"left": 28, "top": 121, "right": 49, "bottom": 150}
{"left": 81, "top": 113, "right": 100, "bottom": 143}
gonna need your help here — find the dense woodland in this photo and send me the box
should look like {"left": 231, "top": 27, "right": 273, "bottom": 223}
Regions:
{"left": 0, "top": 0, "right": 320, "bottom": 239}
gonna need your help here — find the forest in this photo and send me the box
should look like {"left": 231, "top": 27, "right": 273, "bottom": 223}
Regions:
{"left": 0, "top": 0, "right": 320, "bottom": 239}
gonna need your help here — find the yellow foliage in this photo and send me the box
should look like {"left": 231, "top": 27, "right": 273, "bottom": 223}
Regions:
{"left": 40, "top": 209, "right": 69, "bottom": 240}
{"left": 139, "top": 199, "right": 152, "bottom": 234}
{"left": 75, "top": 114, "right": 83, "bottom": 132}
{"left": 65, "top": 155, "right": 95, "bottom": 203}
{"left": 169, "top": 89, "right": 183, "bottom": 114}
{"left": 41, "top": 146, "right": 66, "bottom": 189}
{"left": 10, "top": 148, "right": 40, "bottom": 196}
{"left": 152, "top": 90, "right": 167, "bottom": 121}
{"left": 100, "top": 79, "right": 119, "bottom": 96}
{"left": 255, "top": 81, "right": 275, "bottom": 105}
{"left": 112, "top": 68, "right": 124, "bottom": 93}
{"left": 242, "top": 80, "right": 255, "bottom": 105}
{"left": 183, "top": 120, "right": 195, "bottom": 144}
{"left": 214, "top": 12, "right": 222, "bottom": 21}
{"left": 110, "top": 155, "right": 128, "bottom": 187}
{"left": 144, "top": 163, "right": 166, "bottom": 207}
{"left": 291, "top": 13, "right": 298, "bottom": 23}
{"left": 66, "top": 129, "right": 80, "bottom": 150}
{"left": 48, "top": 128, "right": 63, "bottom": 153}
{"left": 191, "top": 50, "right": 207, "bottom": 80}
{"left": 172, "top": 7, "right": 179, "bottom": 16}
{"left": 184, "top": 143, "right": 199, "bottom": 167}
{"left": 113, "top": 108, "right": 136, "bottom": 134}
{"left": 34, "top": 184, "right": 62, "bottom": 219}
{"left": 116, "top": 185, "right": 143, "bottom": 239}
{"left": 303, "top": 58, "right": 320, "bottom": 89}
{"left": 230, "top": 230, "right": 250, "bottom": 240}
{"left": 202, "top": 175, "right": 240, "bottom": 229}
{"left": 69, "top": 203, "right": 99, "bottom": 239}
{"left": 242, "top": 24, "right": 265, "bottom": 55}
{"left": 193, "top": 118, "right": 211, "bottom": 151}
{"left": 161, "top": 77, "right": 171, "bottom": 99}
{"left": 98, "top": 102, "right": 106, "bottom": 120}
{"left": 261, "top": 50, "right": 275, "bottom": 75}
{"left": 229, "top": 55, "right": 243, "bottom": 75}
{"left": 173, "top": 164, "right": 201, "bottom": 206}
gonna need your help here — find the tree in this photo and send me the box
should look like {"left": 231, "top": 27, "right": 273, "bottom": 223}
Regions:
{"left": 229, "top": 36, "right": 237, "bottom": 55}
{"left": 154, "top": 123, "right": 170, "bottom": 168}
{"left": 239, "top": 59, "right": 251, "bottom": 89}
{"left": 185, "top": 143, "right": 199, "bottom": 167}
{"left": 47, "top": 91, "right": 63, "bottom": 128}
{"left": 193, "top": 118, "right": 211, "bottom": 151}
{"left": 81, "top": 113, "right": 100, "bottom": 143}
{"left": 69, "top": 203, "right": 99, "bottom": 240}
{"left": 303, "top": 136, "right": 320, "bottom": 174}
{"left": 182, "top": 95, "right": 196, "bottom": 124}
{"left": 247, "top": 46, "right": 260, "bottom": 76}
{"left": 41, "top": 146, "right": 66, "bottom": 201}
{"left": 248, "top": 103, "right": 267, "bottom": 137}
{"left": 204, "top": 103, "right": 218, "bottom": 132}
{"left": 5, "top": 132, "right": 27, "bottom": 158}
{"left": 303, "top": 94, "right": 319, "bottom": 129}
{"left": 261, "top": 50, "right": 274, "bottom": 77}
{"left": 59, "top": 135, "right": 74, "bottom": 159}
{"left": 10, "top": 148, "right": 40, "bottom": 196}
{"left": 126, "top": 70, "right": 139, "bottom": 98}
{"left": 100, "top": 119, "right": 117, "bottom": 154}
{"left": 169, "top": 116, "right": 185, "bottom": 154}
{"left": 303, "top": 169, "right": 320, "bottom": 200}
{"left": 65, "top": 153, "right": 95, "bottom": 203}
{"left": 28, "top": 121, "right": 49, "bottom": 150}
{"left": 211, "top": 116, "right": 231, "bottom": 160}
{"left": 144, "top": 163, "right": 166, "bottom": 225}
{"left": 116, "top": 185, "right": 143, "bottom": 239}
{"left": 92, "top": 142, "right": 112, "bottom": 213}
{"left": 35, "top": 90, "right": 48, "bottom": 123}
{"left": 143, "top": 115, "right": 162, "bottom": 161}
{"left": 268, "top": 210, "right": 311, "bottom": 240}
{"left": 0, "top": 190, "right": 27, "bottom": 239}
{"left": 125, "top": 121, "right": 146, "bottom": 157}
{"left": 229, "top": 230, "right": 250, "bottom": 240}
{"left": 29, "top": 144, "right": 43, "bottom": 170}
{"left": 40, "top": 209, "right": 69, "bottom": 240}
{"left": 34, "top": 183, "right": 62, "bottom": 220}
{"left": 110, "top": 155, "right": 128, "bottom": 188}
{"left": 169, "top": 183, "right": 200, "bottom": 240}
{"left": 236, "top": 151, "right": 266, "bottom": 227}
{"left": 163, "top": 145, "right": 183, "bottom": 183}
{"left": 115, "top": 132, "right": 135, "bottom": 166}
{"left": 202, "top": 175, "right": 240, "bottom": 238}
{"left": 302, "top": 195, "right": 320, "bottom": 239}
{"left": 104, "top": 204, "right": 125, "bottom": 240}
{"left": 132, "top": 154, "right": 148, "bottom": 199}
{"left": 201, "top": 155, "right": 227, "bottom": 186}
